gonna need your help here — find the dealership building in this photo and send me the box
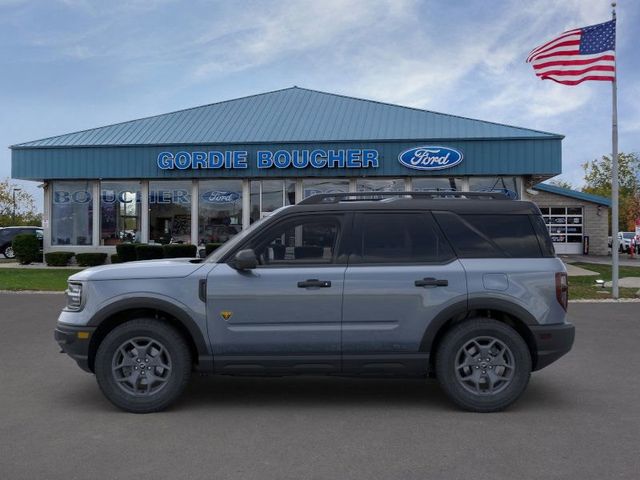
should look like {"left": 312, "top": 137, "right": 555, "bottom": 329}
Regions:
{"left": 10, "top": 87, "right": 611, "bottom": 256}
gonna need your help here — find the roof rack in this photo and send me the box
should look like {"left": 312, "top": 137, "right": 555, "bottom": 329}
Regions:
{"left": 298, "top": 191, "right": 509, "bottom": 205}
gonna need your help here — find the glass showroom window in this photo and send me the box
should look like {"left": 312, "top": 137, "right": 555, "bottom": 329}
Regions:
{"left": 51, "top": 181, "right": 93, "bottom": 245}
{"left": 100, "top": 181, "right": 141, "bottom": 245}
{"left": 198, "top": 180, "right": 243, "bottom": 245}
{"left": 468, "top": 176, "right": 519, "bottom": 199}
{"left": 356, "top": 178, "right": 405, "bottom": 193}
{"left": 149, "top": 181, "right": 192, "bottom": 244}
{"left": 302, "top": 179, "right": 349, "bottom": 199}
{"left": 412, "top": 177, "right": 462, "bottom": 192}
{"left": 249, "top": 180, "right": 295, "bottom": 223}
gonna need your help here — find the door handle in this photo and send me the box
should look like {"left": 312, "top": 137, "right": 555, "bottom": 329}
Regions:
{"left": 415, "top": 277, "right": 448, "bottom": 287}
{"left": 297, "top": 279, "right": 332, "bottom": 288}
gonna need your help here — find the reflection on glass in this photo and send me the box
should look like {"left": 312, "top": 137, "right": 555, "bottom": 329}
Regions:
{"left": 149, "top": 181, "right": 191, "bottom": 244}
{"left": 302, "top": 179, "right": 349, "bottom": 198}
{"left": 100, "top": 181, "right": 141, "bottom": 245}
{"left": 468, "top": 177, "right": 519, "bottom": 199}
{"left": 412, "top": 177, "right": 461, "bottom": 192}
{"left": 198, "top": 180, "right": 243, "bottom": 245}
{"left": 356, "top": 179, "right": 405, "bottom": 192}
{"left": 51, "top": 181, "right": 93, "bottom": 246}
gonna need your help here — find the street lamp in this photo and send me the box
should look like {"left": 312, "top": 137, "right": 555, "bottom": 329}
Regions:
{"left": 12, "top": 188, "right": 22, "bottom": 224}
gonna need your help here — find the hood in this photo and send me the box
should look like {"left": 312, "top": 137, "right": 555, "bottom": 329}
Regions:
{"left": 69, "top": 258, "right": 207, "bottom": 282}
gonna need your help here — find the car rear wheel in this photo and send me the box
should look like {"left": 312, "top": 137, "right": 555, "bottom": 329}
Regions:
{"left": 435, "top": 318, "right": 531, "bottom": 412}
{"left": 2, "top": 245, "right": 15, "bottom": 259}
{"left": 95, "top": 319, "right": 192, "bottom": 413}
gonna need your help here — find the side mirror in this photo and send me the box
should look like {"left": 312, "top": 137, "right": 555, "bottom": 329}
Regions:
{"left": 232, "top": 249, "right": 257, "bottom": 270}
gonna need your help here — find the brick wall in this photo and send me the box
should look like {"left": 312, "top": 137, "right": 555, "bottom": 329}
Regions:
{"left": 530, "top": 190, "right": 609, "bottom": 255}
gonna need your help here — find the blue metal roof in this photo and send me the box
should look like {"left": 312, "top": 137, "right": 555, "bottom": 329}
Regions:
{"left": 12, "top": 87, "right": 562, "bottom": 148}
{"left": 534, "top": 183, "right": 611, "bottom": 206}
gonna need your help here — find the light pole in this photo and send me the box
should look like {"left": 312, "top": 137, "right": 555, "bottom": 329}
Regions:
{"left": 12, "top": 188, "right": 22, "bottom": 224}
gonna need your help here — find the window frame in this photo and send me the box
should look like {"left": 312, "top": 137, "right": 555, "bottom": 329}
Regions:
{"left": 348, "top": 211, "right": 457, "bottom": 266}
{"left": 226, "top": 212, "right": 352, "bottom": 268}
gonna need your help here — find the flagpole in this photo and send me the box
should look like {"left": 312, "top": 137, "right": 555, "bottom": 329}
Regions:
{"left": 611, "top": 1, "right": 620, "bottom": 298}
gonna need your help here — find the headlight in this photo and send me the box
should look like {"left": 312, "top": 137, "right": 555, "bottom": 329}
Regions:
{"left": 65, "top": 282, "right": 84, "bottom": 311}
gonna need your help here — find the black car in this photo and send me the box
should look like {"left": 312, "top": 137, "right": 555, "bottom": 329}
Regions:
{"left": 0, "top": 226, "right": 43, "bottom": 259}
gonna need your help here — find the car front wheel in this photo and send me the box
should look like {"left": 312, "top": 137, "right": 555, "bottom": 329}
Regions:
{"left": 436, "top": 318, "right": 531, "bottom": 412}
{"left": 95, "top": 319, "right": 192, "bottom": 413}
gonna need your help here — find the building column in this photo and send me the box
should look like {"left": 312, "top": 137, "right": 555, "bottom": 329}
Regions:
{"left": 42, "top": 182, "right": 52, "bottom": 251}
{"left": 242, "top": 180, "right": 251, "bottom": 230}
{"left": 404, "top": 178, "right": 412, "bottom": 192}
{"left": 140, "top": 181, "right": 149, "bottom": 244}
{"left": 191, "top": 180, "right": 199, "bottom": 245}
{"left": 92, "top": 181, "right": 100, "bottom": 247}
{"left": 295, "top": 179, "right": 303, "bottom": 203}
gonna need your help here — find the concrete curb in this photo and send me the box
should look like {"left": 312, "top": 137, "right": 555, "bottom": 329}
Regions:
{"left": 0, "top": 290, "right": 65, "bottom": 294}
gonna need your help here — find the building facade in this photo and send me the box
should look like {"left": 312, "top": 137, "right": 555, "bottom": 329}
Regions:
{"left": 10, "top": 87, "right": 609, "bottom": 256}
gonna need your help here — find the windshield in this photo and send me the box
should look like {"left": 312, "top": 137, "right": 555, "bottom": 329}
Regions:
{"left": 622, "top": 233, "right": 635, "bottom": 239}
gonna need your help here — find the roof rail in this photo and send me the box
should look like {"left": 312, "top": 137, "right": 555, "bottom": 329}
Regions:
{"left": 298, "top": 191, "right": 509, "bottom": 205}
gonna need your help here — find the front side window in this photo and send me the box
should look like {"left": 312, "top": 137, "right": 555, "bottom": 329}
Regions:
{"left": 51, "top": 181, "right": 93, "bottom": 246}
{"left": 353, "top": 213, "right": 454, "bottom": 263}
{"left": 248, "top": 216, "right": 341, "bottom": 266}
{"left": 198, "top": 180, "right": 242, "bottom": 245}
{"left": 100, "top": 181, "right": 141, "bottom": 245}
{"left": 149, "top": 181, "right": 192, "bottom": 244}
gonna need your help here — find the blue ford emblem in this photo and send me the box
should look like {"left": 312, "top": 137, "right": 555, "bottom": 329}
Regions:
{"left": 398, "top": 146, "right": 463, "bottom": 170}
{"left": 200, "top": 191, "right": 240, "bottom": 204}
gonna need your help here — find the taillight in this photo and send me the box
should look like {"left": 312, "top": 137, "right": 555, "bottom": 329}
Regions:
{"left": 555, "top": 272, "right": 568, "bottom": 311}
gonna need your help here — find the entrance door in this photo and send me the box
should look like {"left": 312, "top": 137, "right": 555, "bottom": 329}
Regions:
{"left": 206, "top": 213, "right": 348, "bottom": 374}
{"left": 341, "top": 212, "right": 467, "bottom": 374}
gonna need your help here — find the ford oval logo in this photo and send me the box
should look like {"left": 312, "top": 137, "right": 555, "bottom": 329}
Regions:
{"left": 200, "top": 191, "right": 240, "bottom": 204}
{"left": 398, "top": 146, "right": 463, "bottom": 171}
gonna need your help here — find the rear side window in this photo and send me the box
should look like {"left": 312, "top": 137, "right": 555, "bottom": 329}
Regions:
{"left": 530, "top": 215, "right": 555, "bottom": 257}
{"left": 352, "top": 212, "right": 455, "bottom": 264}
{"left": 433, "top": 212, "right": 543, "bottom": 258}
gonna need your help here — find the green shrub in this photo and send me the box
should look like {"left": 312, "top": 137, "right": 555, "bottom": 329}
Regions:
{"left": 162, "top": 244, "right": 198, "bottom": 258}
{"left": 12, "top": 233, "right": 41, "bottom": 265}
{"left": 110, "top": 254, "right": 120, "bottom": 264}
{"left": 135, "top": 245, "right": 164, "bottom": 261}
{"left": 75, "top": 253, "right": 107, "bottom": 267}
{"left": 205, "top": 243, "right": 223, "bottom": 256}
{"left": 116, "top": 243, "right": 137, "bottom": 263}
{"left": 45, "top": 252, "right": 75, "bottom": 267}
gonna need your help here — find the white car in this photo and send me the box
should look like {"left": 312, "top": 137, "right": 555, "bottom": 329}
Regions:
{"left": 609, "top": 232, "right": 635, "bottom": 252}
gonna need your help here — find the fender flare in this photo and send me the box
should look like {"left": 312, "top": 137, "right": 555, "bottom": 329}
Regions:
{"left": 87, "top": 296, "right": 211, "bottom": 368}
{"left": 420, "top": 297, "right": 537, "bottom": 353}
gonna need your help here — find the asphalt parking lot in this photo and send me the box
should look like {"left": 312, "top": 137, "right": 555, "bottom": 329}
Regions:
{"left": 0, "top": 295, "right": 638, "bottom": 480}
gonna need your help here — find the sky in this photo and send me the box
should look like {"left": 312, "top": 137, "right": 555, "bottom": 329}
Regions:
{"left": 1, "top": 0, "right": 639, "bottom": 210}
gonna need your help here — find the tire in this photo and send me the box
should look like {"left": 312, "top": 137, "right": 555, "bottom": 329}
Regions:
{"left": 435, "top": 318, "right": 531, "bottom": 413}
{"left": 95, "top": 319, "right": 192, "bottom": 413}
{"left": 2, "top": 244, "right": 15, "bottom": 259}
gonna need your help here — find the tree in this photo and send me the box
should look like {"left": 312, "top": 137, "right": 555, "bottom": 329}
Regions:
{"left": 0, "top": 179, "right": 41, "bottom": 227}
{"left": 582, "top": 152, "right": 640, "bottom": 232}
{"left": 548, "top": 178, "right": 574, "bottom": 190}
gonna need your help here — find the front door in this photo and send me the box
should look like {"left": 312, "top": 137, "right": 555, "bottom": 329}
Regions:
{"left": 206, "top": 213, "right": 348, "bottom": 374}
{"left": 341, "top": 212, "right": 467, "bottom": 374}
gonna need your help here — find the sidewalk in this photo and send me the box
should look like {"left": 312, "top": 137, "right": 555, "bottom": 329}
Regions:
{"left": 561, "top": 254, "right": 640, "bottom": 267}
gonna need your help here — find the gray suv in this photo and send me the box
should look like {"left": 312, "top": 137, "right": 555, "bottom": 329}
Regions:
{"left": 55, "top": 192, "right": 574, "bottom": 413}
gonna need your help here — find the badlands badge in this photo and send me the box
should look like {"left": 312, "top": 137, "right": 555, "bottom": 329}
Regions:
{"left": 220, "top": 311, "right": 233, "bottom": 321}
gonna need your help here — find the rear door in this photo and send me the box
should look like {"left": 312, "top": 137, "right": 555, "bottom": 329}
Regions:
{"left": 341, "top": 211, "right": 467, "bottom": 374}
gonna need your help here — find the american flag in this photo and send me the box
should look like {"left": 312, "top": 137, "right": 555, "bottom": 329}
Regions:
{"left": 526, "top": 19, "right": 616, "bottom": 85}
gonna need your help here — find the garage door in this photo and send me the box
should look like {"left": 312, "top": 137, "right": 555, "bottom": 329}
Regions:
{"left": 539, "top": 207, "right": 583, "bottom": 254}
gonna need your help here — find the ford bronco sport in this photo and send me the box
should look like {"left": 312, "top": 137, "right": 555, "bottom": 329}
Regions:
{"left": 55, "top": 192, "right": 574, "bottom": 413}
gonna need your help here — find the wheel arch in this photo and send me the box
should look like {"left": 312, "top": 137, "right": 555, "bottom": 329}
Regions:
{"left": 86, "top": 297, "right": 212, "bottom": 373}
{"left": 422, "top": 298, "right": 539, "bottom": 372}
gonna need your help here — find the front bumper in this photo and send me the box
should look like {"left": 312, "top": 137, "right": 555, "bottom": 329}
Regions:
{"left": 530, "top": 322, "right": 575, "bottom": 371}
{"left": 54, "top": 324, "right": 96, "bottom": 373}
